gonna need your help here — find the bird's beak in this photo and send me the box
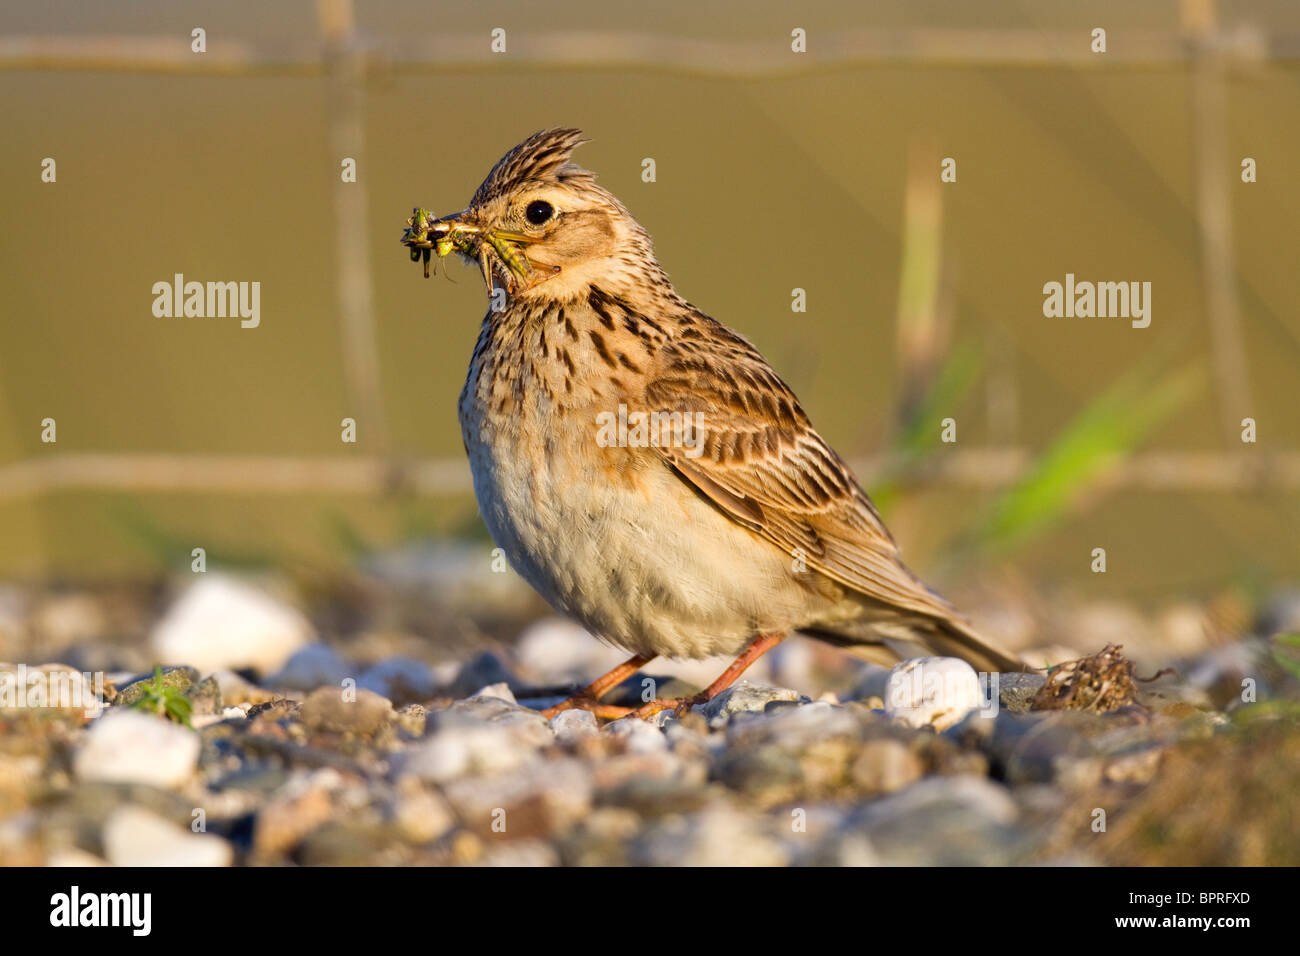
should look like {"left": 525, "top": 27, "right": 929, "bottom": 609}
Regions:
{"left": 401, "top": 207, "right": 538, "bottom": 293}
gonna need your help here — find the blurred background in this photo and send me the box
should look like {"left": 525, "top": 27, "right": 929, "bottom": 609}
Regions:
{"left": 2, "top": 0, "right": 1299, "bottom": 682}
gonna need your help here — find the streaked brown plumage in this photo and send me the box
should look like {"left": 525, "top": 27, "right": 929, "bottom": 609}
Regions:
{"left": 413, "top": 128, "right": 1021, "bottom": 718}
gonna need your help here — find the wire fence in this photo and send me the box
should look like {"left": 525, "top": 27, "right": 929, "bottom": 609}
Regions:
{"left": 4, "top": 0, "right": 1297, "bottom": 497}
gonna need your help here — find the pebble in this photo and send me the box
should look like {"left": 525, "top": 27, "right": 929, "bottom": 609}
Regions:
{"left": 103, "top": 806, "right": 233, "bottom": 866}
{"left": 46, "top": 847, "right": 109, "bottom": 867}
{"left": 696, "top": 680, "right": 804, "bottom": 726}
{"left": 299, "top": 687, "right": 394, "bottom": 735}
{"left": 984, "top": 710, "right": 1102, "bottom": 786}
{"left": 848, "top": 775, "right": 1024, "bottom": 865}
{"left": 0, "top": 572, "right": 1264, "bottom": 868}
{"left": 997, "top": 671, "right": 1047, "bottom": 713}
{"left": 549, "top": 707, "right": 599, "bottom": 743}
{"left": 389, "top": 782, "right": 455, "bottom": 844}
{"left": 476, "top": 839, "right": 562, "bottom": 867}
{"left": 268, "top": 643, "right": 352, "bottom": 691}
{"left": 440, "top": 758, "right": 593, "bottom": 837}
{"left": 603, "top": 716, "right": 668, "bottom": 753}
{"left": 446, "top": 651, "right": 517, "bottom": 698}
{"left": 885, "top": 657, "right": 987, "bottom": 731}
{"left": 633, "top": 806, "right": 788, "bottom": 867}
{"left": 150, "top": 576, "right": 311, "bottom": 675}
{"left": 849, "top": 737, "right": 925, "bottom": 793}
{"left": 74, "top": 710, "right": 200, "bottom": 789}
{"left": 210, "top": 669, "right": 278, "bottom": 706}
{"left": 254, "top": 782, "right": 336, "bottom": 857}
{"left": 358, "top": 657, "right": 438, "bottom": 704}
{"left": 470, "top": 681, "right": 518, "bottom": 705}
{"left": 402, "top": 722, "right": 545, "bottom": 783}
{"left": 114, "top": 665, "right": 198, "bottom": 707}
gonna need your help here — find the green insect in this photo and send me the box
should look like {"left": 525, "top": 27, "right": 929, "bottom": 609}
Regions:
{"left": 401, "top": 207, "right": 439, "bottom": 278}
{"left": 483, "top": 230, "right": 534, "bottom": 281}
{"left": 401, "top": 205, "right": 540, "bottom": 289}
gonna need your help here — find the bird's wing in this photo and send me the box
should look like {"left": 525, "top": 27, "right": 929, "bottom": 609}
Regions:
{"left": 645, "top": 319, "right": 959, "bottom": 623}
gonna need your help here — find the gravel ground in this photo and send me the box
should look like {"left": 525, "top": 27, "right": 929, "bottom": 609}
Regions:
{"left": 1, "top": 573, "right": 1298, "bottom": 866}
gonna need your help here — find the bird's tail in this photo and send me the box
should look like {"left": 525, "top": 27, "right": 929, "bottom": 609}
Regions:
{"left": 805, "top": 611, "right": 1025, "bottom": 675}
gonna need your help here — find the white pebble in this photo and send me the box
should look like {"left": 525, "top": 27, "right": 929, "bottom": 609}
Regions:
{"left": 604, "top": 716, "right": 668, "bottom": 753}
{"left": 267, "top": 643, "right": 351, "bottom": 691}
{"left": 74, "top": 710, "right": 200, "bottom": 789}
{"left": 470, "top": 681, "right": 517, "bottom": 705}
{"left": 103, "top": 806, "right": 232, "bottom": 867}
{"left": 884, "top": 657, "right": 985, "bottom": 731}
{"left": 150, "top": 575, "right": 311, "bottom": 675}
{"left": 402, "top": 723, "right": 539, "bottom": 783}
{"left": 549, "top": 708, "right": 598, "bottom": 743}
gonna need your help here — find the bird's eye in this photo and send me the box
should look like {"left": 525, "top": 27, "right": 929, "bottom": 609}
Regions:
{"left": 525, "top": 200, "right": 554, "bottom": 225}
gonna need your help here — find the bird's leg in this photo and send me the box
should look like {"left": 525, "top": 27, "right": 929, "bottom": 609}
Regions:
{"left": 629, "top": 632, "right": 787, "bottom": 720}
{"left": 541, "top": 653, "right": 654, "bottom": 719}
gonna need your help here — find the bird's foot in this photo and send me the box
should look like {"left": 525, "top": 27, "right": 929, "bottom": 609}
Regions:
{"left": 541, "top": 694, "right": 634, "bottom": 720}
{"left": 625, "top": 632, "right": 788, "bottom": 721}
{"left": 537, "top": 652, "right": 654, "bottom": 721}
{"left": 627, "top": 695, "right": 706, "bottom": 721}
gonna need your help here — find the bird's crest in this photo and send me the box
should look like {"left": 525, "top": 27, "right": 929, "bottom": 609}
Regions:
{"left": 471, "top": 127, "right": 593, "bottom": 206}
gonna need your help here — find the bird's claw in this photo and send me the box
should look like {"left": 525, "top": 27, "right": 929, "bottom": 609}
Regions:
{"left": 541, "top": 694, "right": 633, "bottom": 721}
{"left": 627, "top": 695, "right": 705, "bottom": 721}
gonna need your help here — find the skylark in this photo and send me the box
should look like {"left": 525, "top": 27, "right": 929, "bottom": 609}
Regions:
{"left": 402, "top": 128, "right": 1022, "bottom": 719}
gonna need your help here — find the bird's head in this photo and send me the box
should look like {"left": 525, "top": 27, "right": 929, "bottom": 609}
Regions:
{"left": 402, "top": 128, "right": 659, "bottom": 302}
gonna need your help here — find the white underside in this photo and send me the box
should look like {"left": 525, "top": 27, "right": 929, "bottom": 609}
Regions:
{"left": 461, "top": 410, "right": 850, "bottom": 660}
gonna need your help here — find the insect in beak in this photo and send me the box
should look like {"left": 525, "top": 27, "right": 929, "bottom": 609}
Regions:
{"left": 401, "top": 207, "right": 541, "bottom": 292}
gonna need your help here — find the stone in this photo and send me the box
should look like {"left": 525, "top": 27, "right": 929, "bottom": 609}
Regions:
{"left": 431, "top": 696, "right": 554, "bottom": 755}
{"left": 46, "top": 847, "right": 109, "bottom": 867}
{"left": 389, "top": 781, "right": 455, "bottom": 844}
{"left": 997, "top": 671, "right": 1047, "bottom": 713}
{"left": 632, "top": 806, "right": 788, "bottom": 867}
{"left": 150, "top": 575, "right": 312, "bottom": 675}
{"left": 74, "top": 710, "right": 200, "bottom": 789}
{"left": 253, "top": 781, "right": 336, "bottom": 857}
{"left": 357, "top": 657, "right": 437, "bottom": 704}
{"left": 210, "top": 669, "right": 278, "bottom": 706}
{"left": 549, "top": 708, "right": 599, "bottom": 744}
{"left": 848, "top": 775, "right": 1026, "bottom": 865}
{"left": 446, "top": 651, "right": 517, "bottom": 698}
{"left": 984, "top": 710, "right": 1104, "bottom": 787}
{"left": 103, "top": 806, "right": 232, "bottom": 866}
{"left": 476, "top": 839, "right": 561, "bottom": 867}
{"left": 603, "top": 716, "right": 668, "bottom": 753}
{"left": 847, "top": 664, "right": 893, "bottom": 702}
{"left": 185, "top": 676, "right": 223, "bottom": 716}
{"left": 849, "top": 737, "right": 925, "bottom": 793}
{"left": 299, "top": 687, "right": 393, "bottom": 735}
{"left": 395, "top": 703, "right": 428, "bottom": 737}
{"left": 113, "top": 666, "right": 198, "bottom": 707}
{"left": 470, "top": 682, "right": 517, "bottom": 705}
{"left": 696, "top": 680, "right": 804, "bottom": 726}
{"left": 441, "top": 758, "right": 593, "bottom": 838}
{"left": 884, "top": 657, "right": 986, "bottom": 731}
{"left": 268, "top": 643, "right": 352, "bottom": 691}
{"left": 401, "top": 722, "right": 546, "bottom": 784}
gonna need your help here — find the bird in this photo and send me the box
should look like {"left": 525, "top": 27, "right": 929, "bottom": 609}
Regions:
{"left": 401, "top": 127, "right": 1022, "bottom": 720}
